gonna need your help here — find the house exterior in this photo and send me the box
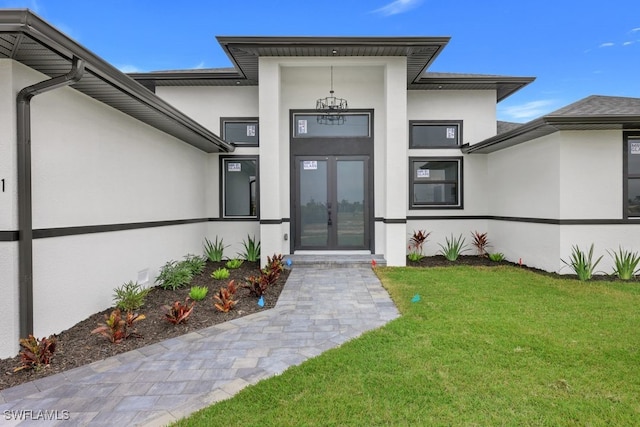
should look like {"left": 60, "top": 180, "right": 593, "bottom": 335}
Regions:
{"left": 1, "top": 9, "right": 639, "bottom": 358}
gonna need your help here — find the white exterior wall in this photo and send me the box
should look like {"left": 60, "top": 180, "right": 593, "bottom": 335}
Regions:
{"left": 0, "top": 61, "right": 212, "bottom": 357}
{"left": 0, "top": 59, "right": 20, "bottom": 357}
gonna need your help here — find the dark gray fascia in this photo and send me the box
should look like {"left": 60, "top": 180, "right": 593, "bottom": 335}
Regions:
{"left": 0, "top": 9, "right": 233, "bottom": 153}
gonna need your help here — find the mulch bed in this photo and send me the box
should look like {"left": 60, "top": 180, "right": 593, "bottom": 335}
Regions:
{"left": 0, "top": 260, "right": 288, "bottom": 392}
{"left": 1, "top": 254, "right": 636, "bottom": 392}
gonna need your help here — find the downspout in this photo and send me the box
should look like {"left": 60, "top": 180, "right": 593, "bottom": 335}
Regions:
{"left": 16, "top": 56, "right": 85, "bottom": 338}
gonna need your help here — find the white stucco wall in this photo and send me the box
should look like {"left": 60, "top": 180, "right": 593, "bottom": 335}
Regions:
{"left": 558, "top": 130, "right": 622, "bottom": 219}
{"left": 1, "top": 61, "right": 213, "bottom": 356}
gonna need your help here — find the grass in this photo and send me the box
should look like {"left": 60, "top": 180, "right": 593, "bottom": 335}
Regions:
{"left": 174, "top": 266, "right": 640, "bottom": 426}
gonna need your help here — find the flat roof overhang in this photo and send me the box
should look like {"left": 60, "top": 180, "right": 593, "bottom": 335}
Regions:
{"left": 0, "top": 9, "right": 233, "bottom": 153}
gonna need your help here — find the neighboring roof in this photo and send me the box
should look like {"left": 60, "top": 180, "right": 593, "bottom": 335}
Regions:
{"left": 0, "top": 9, "right": 233, "bottom": 153}
{"left": 463, "top": 95, "right": 640, "bottom": 154}
{"left": 130, "top": 37, "right": 534, "bottom": 102}
{"left": 497, "top": 120, "right": 523, "bottom": 134}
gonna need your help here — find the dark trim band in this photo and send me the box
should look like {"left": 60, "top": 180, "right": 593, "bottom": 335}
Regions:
{"left": 375, "top": 218, "right": 408, "bottom": 224}
{"left": 260, "top": 218, "right": 291, "bottom": 225}
{"left": 32, "top": 218, "right": 209, "bottom": 239}
{"left": 0, "top": 231, "right": 19, "bottom": 242}
{"left": 407, "top": 215, "right": 640, "bottom": 225}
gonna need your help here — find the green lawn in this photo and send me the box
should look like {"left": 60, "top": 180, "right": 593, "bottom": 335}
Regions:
{"left": 174, "top": 266, "right": 640, "bottom": 426}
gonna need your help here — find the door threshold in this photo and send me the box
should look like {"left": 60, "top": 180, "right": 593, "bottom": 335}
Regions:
{"left": 294, "top": 250, "right": 371, "bottom": 255}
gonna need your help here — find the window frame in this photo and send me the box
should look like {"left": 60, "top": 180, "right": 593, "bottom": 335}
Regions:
{"left": 409, "top": 120, "right": 463, "bottom": 149}
{"left": 220, "top": 155, "right": 259, "bottom": 219}
{"left": 623, "top": 132, "right": 640, "bottom": 218}
{"left": 292, "top": 112, "right": 371, "bottom": 138}
{"left": 408, "top": 157, "right": 463, "bottom": 210}
{"left": 220, "top": 117, "right": 259, "bottom": 147}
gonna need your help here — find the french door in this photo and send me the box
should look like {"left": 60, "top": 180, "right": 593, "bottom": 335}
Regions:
{"left": 294, "top": 155, "right": 370, "bottom": 250}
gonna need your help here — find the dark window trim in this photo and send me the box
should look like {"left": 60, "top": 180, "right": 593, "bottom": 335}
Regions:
{"left": 219, "top": 155, "right": 260, "bottom": 219}
{"left": 291, "top": 111, "right": 372, "bottom": 138}
{"left": 409, "top": 156, "right": 463, "bottom": 210}
{"left": 409, "top": 120, "right": 463, "bottom": 149}
{"left": 624, "top": 131, "right": 640, "bottom": 219}
{"left": 220, "top": 117, "right": 259, "bottom": 147}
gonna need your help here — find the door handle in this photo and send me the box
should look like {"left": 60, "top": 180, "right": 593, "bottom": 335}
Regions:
{"left": 327, "top": 202, "right": 332, "bottom": 226}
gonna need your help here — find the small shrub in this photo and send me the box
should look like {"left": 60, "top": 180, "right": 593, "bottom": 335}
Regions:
{"left": 156, "top": 260, "right": 193, "bottom": 290}
{"left": 265, "top": 254, "right": 284, "bottom": 276}
{"left": 408, "top": 230, "right": 431, "bottom": 261}
{"left": 189, "top": 285, "right": 209, "bottom": 301}
{"left": 239, "top": 234, "right": 261, "bottom": 262}
{"left": 438, "top": 234, "right": 468, "bottom": 261}
{"left": 181, "top": 254, "right": 206, "bottom": 276}
{"left": 561, "top": 244, "right": 603, "bottom": 281}
{"left": 91, "top": 309, "right": 145, "bottom": 343}
{"left": 243, "top": 274, "right": 269, "bottom": 297}
{"left": 608, "top": 246, "right": 640, "bottom": 280}
{"left": 471, "top": 231, "right": 490, "bottom": 257}
{"left": 226, "top": 258, "right": 244, "bottom": 269}
{"left": 214, "top": 280, "right": 238, "bottom": 312}
{"left": 164, "top": 299, "right": 195, "bottom": 324}
{"left": 211, "top": 267, "right": 230, "bottom": 280}
{"left": 113, "top": 281, "right": 149, "bottom": 312}
{"left": 488, "top": 252, "right": 505, "bottom": 262}
{"left": 204, "top": 237, "right": 228, "bottom": 262}
{"left": 14, "top": 335, "right": 56, "bottom": 372}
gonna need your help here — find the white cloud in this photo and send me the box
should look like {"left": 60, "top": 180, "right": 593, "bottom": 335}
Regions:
{"left": 370, "top": 0, "right": 423, "bottom": 16}
{"left": 631, "top": 27, "right": 640, "bottom": 33}
{"left": 598, "top": 42, "right": 614, "bottom": 48}
{"left": 499, "top": 100, "right": 557, "bottom": 121}
{"left": 118, "top": 65, "right": 143, "bottom": 73}
{"left": 192, "top": 61, "right": 206, "bottom": 69}
{"left": 623, "top": 41, "right": 634, "bottom": 46}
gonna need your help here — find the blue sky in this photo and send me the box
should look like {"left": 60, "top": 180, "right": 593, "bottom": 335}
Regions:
{"left": 2, "top": 0, "right": 639, "bottom": 122}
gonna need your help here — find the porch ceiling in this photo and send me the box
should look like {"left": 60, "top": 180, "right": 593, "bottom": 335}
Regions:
{"left": 0, "top": 9, "right": 233, "bottom": 153}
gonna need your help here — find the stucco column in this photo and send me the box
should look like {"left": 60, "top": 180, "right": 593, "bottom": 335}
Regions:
{"left": 383, "top": 59, "right": 408, "bottom": 266}
{"left": 258, "top": 58, "right": 284, "bottom": 264}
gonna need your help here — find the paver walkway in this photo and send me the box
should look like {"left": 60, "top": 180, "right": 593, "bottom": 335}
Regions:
{"left": 0, "top": 265, "right": 399, "bottom": 426}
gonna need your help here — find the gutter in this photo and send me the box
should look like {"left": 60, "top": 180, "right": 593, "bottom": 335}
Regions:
{"left": 16, "top": 56, "right": 85, "bottom": 338}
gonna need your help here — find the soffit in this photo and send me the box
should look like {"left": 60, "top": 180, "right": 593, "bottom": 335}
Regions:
{"left": 0, "top": 9, "right": 232, "bottom": 153}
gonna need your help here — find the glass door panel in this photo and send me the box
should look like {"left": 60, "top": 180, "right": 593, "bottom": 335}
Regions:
{"left": 336, "top": 160, "right": 365, "bottom": 247}
{"left": 299, "top": 159, "right": 328, "bottom": 247}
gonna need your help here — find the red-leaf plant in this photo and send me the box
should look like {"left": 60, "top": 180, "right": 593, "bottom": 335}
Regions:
{"left": 243, "top": 274, "right": 270, "bottom": 298}
{"left": 214, "top": 280, "right": 238, "bottom": 313}
{"left": 92, "top": 309, "right": 145, "bottom": 343}
{"left": 163, "top": 298, "right": 195, "bottom": 324}
{"left": 471, "top": 231, "right": 490, "bottom": 257}
{"left": 14, "top": 335, "right": 57, "bottom": 372}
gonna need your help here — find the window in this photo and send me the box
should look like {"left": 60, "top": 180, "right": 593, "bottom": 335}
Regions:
{"left": 293, "top": 113, "right": 370, "bottom": 138}
{"left": 221, "top": 118, "right": 259, "bottom": 146}
{"left": 625, "top": 134, "right": 640, "bottom": 217}
{"left": 221, "top": 157, "right": 258, "bottom": 218}
{"left": 409, "top": 121, "right": 462, "bottom": 148}
{"left": 409, "top": 157, "right": 462, "bottom": 209}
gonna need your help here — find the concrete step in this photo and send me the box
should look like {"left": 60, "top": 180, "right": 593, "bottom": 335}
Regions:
{"left": 285, "top": 253, "right": 386, "bottom": 268}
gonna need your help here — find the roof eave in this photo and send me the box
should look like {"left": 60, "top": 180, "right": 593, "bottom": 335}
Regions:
{"left": 0, "top": 9, "right": 233, "bottom": 153}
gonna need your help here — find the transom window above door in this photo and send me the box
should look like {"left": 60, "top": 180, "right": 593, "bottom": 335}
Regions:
{"left": 409, "top": 120, "right": 462, "bottom": 148}
{"left": 221, "top": 118, "right": 259, "bottom": 146}
{"left": 293, "top": 113, "right": 370, "bottom": 138}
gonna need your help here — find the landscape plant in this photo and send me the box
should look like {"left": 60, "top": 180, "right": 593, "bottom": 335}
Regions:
{"left": 14, "top": 335, "right": 56, "bottom": 372}
{"left": 239, "top": 234, "right": 261, "bottom": 262}
{"left": 91, "top": 309, "right": 145, "bottom": 343}
{"left": 608, "top": 246, "right": 640, "bottom": 280}
{"left": 181, "top": 254, "right": 206, "bottom": 276}
{"left": 561, "top": 243, "right": 603, "bottom": 281}
{"left": 408, "top": 230, "right": 431, "bottom": 262}
{"left": 488, "top": 252, "right": 505, "bottom": 262}
{"left": 163, "top": 299, "right": 195, "bottom": 324}
{"left": 226, "top": 258, "right": 243, "bottom": 269}
{"left": 204, "top": 237, "right": 228, "bottom": 262}
{"left": 112, "top": 280, "right": 149, "bottom": 312}
{"left": 438, "top": 234, "right": 468, "bottom": 261}
{"left": 156, "top": 260, "right": 193, "bottom": 290}
{"left": 211, "top": 267, "right": 231, "bottom": 280}
{"left": 189, "top": 285, "right": 209, "bottom": 301}
{"left": 471, "top": 231, "right": 490, "bottom": 257}
{"left": 213, "top": 280, "right": 238, "bottom": 313}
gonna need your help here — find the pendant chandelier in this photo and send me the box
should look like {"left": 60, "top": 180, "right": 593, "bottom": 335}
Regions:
{"left": 315, "top": 66, "right": 348, "bottom": 125}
